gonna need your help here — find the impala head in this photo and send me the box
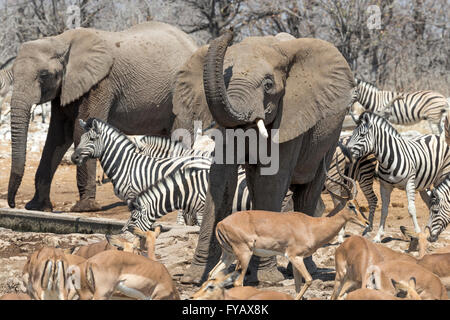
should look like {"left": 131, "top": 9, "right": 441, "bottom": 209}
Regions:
{"left": 345, "top": 200, "right": 370, "bottom": 228}
{"left": 105, "top": 233, "right": 140, "bottom": 254}
{"left": 191, "top": 271, "right": 240, "bottom": 300}
{"left": 128, "top": 225, "right": 171, "bottom": 259}
{"left": 392, "top": 277, "right": 421, "bottom": 300}
{"left": 427, "top": 185, "right": 450, "bottom": 242}
{"left": 346, "top": 112, "right": 375, "bottom": 160}
{"left": 71, "top": 118, "right": 104, "bottom": 166}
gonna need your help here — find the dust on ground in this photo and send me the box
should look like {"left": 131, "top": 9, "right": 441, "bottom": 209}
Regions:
{"left": 0, "top": 122, "right": 449, "bottom": 299}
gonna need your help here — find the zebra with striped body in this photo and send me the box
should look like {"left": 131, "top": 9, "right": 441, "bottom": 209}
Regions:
{"left": 354, "top": 79, "right": 449, "bottom": 134}
{"left": 323, "top": 136, "right": 378, "bottom": 242}
{"left": 427, "top": 178, "right": 450, "bottom": 242}
{"left": 133, "top": 134, "right": 292, "bottom": 226}
{"left": 0, "top": 67, "right": 13, "bottom": 97}
{"left": 347, "top": 112, "right": 450, "bottom": 242}
{"left": 72, "top": 118, "right": 212, "bottom": 202}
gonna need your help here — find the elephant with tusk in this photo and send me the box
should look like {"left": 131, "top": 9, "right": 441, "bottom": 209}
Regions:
{"left": 171, "top": 31, "right": 355, "bottom": 284}
{"left": 7, "top": 21, "right": 198, "bottom": 212}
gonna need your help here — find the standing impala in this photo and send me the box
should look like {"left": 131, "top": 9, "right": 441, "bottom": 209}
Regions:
{"left": 209, "top": 195, "right": 369, "bottom": 300}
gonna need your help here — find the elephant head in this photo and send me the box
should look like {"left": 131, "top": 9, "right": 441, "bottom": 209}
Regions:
{"left": 8, "top": 29, "right": 113, "bottom": 208}
{"left": 172, "top": 31, "right": 354, "bottom": 145}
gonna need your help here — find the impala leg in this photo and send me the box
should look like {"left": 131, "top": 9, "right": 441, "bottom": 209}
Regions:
{"left": 290, "top": 256, "right": 312, "bottom": 300}
{"left": 406, "top": 179, "right": 421, "bottom": 233}
{"left": 233, "top": 247, "right": 253, "bottom": 287}
{"left": 374, "top": 183, "right": 393, "bottom": 243}
{"left": 208, "top": 251, "right": 235, "bottom": 279}
{"left": 337, "top": 280, "right": 357, "bottom": 299}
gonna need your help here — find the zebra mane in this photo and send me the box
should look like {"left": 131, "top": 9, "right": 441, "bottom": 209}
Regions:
{"left": 356, "top": 78, "right": 380, "bottom": 91}
{"left": 139, "top": 135, "right": 190, "bottom": 152}
{"left": 133, "top": 167, "right": 207, "bottom": 203}
{"left": 360, "top": 111, "right": 402, "bottom": 138}
{"left": 85, "top": 118, "right": 137, "bottom": 147}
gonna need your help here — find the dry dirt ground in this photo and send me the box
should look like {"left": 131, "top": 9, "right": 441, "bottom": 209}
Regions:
{"left": 0, "top": 122, "right": 449, "bottom": 300}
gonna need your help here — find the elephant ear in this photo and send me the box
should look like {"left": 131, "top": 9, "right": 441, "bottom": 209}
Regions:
{"left": 272, "top": 38, "right": 355, "bottom": 143}
{"left": 60, "top": 29, "right": 113, "bottom": 106}
{"left": 172, "top": 45, "right": 214, "bottom": 138}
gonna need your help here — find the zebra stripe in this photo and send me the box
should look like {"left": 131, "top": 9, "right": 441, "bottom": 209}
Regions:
{"left": 74, "top": 118, "right": 211, "bottom": 202}
{"left": 355, "top": 79, "right": 449, "bottom": 133}
{"left": 136, "top": 135, "right": 211, "bottom": 158}
{"left": 0, "top": 67, "right": 13, "bottom": 97}
{"left": 428, "top": 179, "right": 450, "bottom": 242}
{"left": 347, "top": 112, "right": 450, "bottom": 242}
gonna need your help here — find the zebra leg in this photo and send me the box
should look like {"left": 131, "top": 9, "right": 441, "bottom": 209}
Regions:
{"left": 328, "top": 194, "right": 346, "bottom": 243}
{"left": 373, "top": 183, "right": 393, "bottom": 243}
{"left": 406, "top": 179, "right": 421, "bottom": 233}
{"left": 360, "top": 178, "right": 378, "bottom": 235}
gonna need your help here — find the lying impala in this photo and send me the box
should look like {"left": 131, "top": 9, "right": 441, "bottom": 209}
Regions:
{"left": 23, "top": 247, "right": 86, "bottom": 300}
{"left": 192, "top": 271, "right": 293, "bottom": 300}
{"left": 365, "top": 260, "right": 447, "bottom": 300}
{"left": 345, "top": 277, "right": 421, "bottom": 300}
{"left": 331, "top": 235, "right": 417, "bottom": 300}
{"left": 68, "top": 250, "right": 179, "bottom": 300}
{"left": 209, "top": 175, "right": 369, "bottom": 300}
{"left": 401, "top": 226, "right": 450, "bottom": 289}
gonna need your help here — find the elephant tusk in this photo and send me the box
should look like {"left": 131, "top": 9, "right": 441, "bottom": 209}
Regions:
{"left": 256, "top": 119, "right": 268, "bottom": 139}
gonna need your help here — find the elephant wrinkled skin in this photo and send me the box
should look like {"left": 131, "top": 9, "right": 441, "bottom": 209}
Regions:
{"left": 8, "top": 21, "right": 197, "bottom": 212}
{"left": 172, "top": 31, "right": 355, "bottom": 284}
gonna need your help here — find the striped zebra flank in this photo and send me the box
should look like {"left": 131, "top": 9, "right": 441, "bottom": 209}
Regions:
{"left": 136, "top": 135, "right": 211, "bottom": 158}
{"left": 354, "top": 78, "right": 449, "bottom": 134}
{"left": 73, "top": 118, "right": 212, "bottom": 202}
{"left": 347, "top": 112, "right": 450, "bottom": 242}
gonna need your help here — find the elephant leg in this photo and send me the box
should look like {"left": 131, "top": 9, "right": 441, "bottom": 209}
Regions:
{"left": 291, "top": 148, "right": 337, "bottom": 274}
{"left": 70, "top": 99, "right": 110, "bottom": 212}
{"left": 26, "top": 102, "right": 74, "bottom": 211}
{"left": 244, "top": 136, "right": 304, "bottom": 284}
{"left": 181, "top": 162, "right": 239, "bottom": 284}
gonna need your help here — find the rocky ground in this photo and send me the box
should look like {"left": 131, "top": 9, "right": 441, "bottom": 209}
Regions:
{"left": 0, "top": 120, "right": 449, "bottom": 299}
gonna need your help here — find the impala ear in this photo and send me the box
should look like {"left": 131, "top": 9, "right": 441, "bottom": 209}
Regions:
{"left": 60, "top": 29, "right": 113, "bottom": 106}
{"left": 272, "top": 38, "right": 355, "bottom": 143}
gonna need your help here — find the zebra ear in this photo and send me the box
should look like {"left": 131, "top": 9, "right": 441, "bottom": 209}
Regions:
{"left": 79, "top": 119, "right": 88, "bottom": 131}
{"left": 92, "top": 119, "right": 102, "bottom": 134}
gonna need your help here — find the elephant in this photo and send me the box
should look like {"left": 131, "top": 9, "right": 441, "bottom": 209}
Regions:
{"left": 171, "top": 31, "right": 355, "bottom": 284}
{"left": 7, "top": 21, "right": 198, "bottom": 212}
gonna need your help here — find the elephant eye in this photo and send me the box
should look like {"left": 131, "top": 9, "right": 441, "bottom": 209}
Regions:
{"left": 262, "top": 77, "right": 274, "bottom": 92}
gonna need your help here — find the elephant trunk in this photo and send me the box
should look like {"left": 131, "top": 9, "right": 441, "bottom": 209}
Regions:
{"left": 203, "top": 31, "right": 252, "bottom": 128}
{"left": 8, "top": 94, "right": 33, "bottom": 208}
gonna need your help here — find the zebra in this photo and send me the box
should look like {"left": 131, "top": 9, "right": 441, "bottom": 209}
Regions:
{"left": 133, "top": 134, "right": 293, "bottom": 225}
{"left": 323, "top": 136, "right": 378, "bottom": 242}
{"left": 427, "top": 178, "right": 450, "bottom": 242}
{"left": 354, "top": 78, "right": 449, "bottom": 134}
{"left": 123, "top": 166, "right": 294, "bottom": 232}
{"left": 346, "top": 111, "right": 450, "bottom": 242}
{"left": 72, "top": 118, "right": 212, "bottom": 202}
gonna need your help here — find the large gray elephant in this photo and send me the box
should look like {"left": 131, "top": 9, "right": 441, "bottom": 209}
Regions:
{"left": 171, "top": 31, "right": 355, "bottom": 284}
{"left": 7, "top": 21, "right": 197, "bottom": 212}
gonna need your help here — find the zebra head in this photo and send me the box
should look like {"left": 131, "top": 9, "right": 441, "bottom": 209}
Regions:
{"left": 71, "top": 119, "right": 104, "bottom": 165}
{"left": 123, "top": 200, "right": 154, "bottom": 232}
{"left": 346, "top": 112, "right": 375, "bottom": 161}
{"left": 427, "top": 182, "right": 450, "bottom": 242}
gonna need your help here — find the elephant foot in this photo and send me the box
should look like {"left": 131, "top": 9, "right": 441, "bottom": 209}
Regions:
{"left": 180, "top": 263, "right": 208, "bottom": 285}
{"left": 25, "top": 198, "right": 53, "bottom": 212}
{"left": 71, "top": 199, "right": 102, "bottom": 212}
{"left": 249, "top": 266, "right": 285, "bottom": 285}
